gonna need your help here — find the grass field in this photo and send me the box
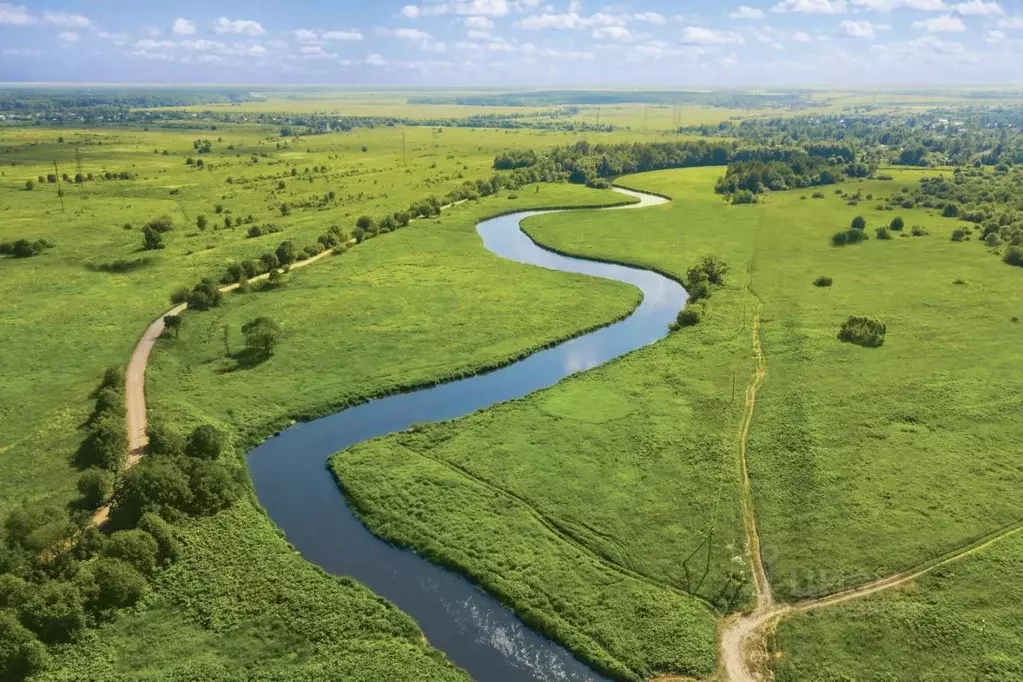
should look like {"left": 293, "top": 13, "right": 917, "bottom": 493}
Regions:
{"left": 772, "top": 529, "right": 1023, "bottom": 680}
{"left": 330, "top": 165, "right": 1022, "bottom": 677}
{"left": 0, "top": 123, "right": 646, "bottom": 520}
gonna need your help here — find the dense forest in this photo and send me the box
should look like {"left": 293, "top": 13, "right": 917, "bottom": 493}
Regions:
{"left": 495, "top": 140, "right": 869, "bottom": 194}
{"left": 0, "top": 88, "right": 251, "bottom": 112}
{"left": 688, "top": 107, "right": 1023, "bottom": 168}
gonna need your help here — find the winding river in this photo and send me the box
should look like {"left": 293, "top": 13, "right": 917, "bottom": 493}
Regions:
{"left": 248, "top": 188, "right": 686, "bottom": 682}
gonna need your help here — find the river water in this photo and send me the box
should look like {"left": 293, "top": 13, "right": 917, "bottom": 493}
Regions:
{"left": 248, "top": 189, "right": 686, "bottom": 681}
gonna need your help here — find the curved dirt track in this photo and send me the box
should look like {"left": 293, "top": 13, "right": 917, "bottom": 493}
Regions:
{"left": 718, "top": 309, "right": 1023, "bottom": 682}
{"left": 93, "top": 247, "right": 336, "bottom": 526}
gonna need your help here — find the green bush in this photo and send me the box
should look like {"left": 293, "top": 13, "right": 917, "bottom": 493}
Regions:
{"left": 77, "top": 557, "right": 147, "bottom": 615}
{"left": 103, "top": 530, "right": 158, "bottom": 576}
{"left": 83, "top": 413, "right": 127, "bottom": 472}
{"left": 813, "top": 276, "right": 833, "bottom": 287}
{"left": 0, "top": 575, "right": 30, "bottom": 610}
{"left": 0, "top": 610, "right": 48, "bottom": 680}
{"left": 111, "top": 459, "right": 193, "bottom": 526}
{"left": 911, "top": 225, "right": 929, "bottom": 237}
{"left": 838, "top": 316, "right": 887, "bottom": 348}
{"left": 77, "top": 469, "right": 114, "bottom": 509}
{"left": 851, "top": 215, "right": 866, "bottom": 230}
{"left": 890, "top": 216, "right": 905, "bottom": 231}
{"left": 951, "top": 228, "right": 967, "bottom": 242}
{"left": 147, "top": 421, "right": 186, "bottom": 457}
{"left": 1004, "top": 245, "right": 1023, "bottom": 267}
{"left": 183, "top": 460, "right": 244, "bottom": 517}
{"left": 875, "top": 226, "right": 892, "bottom": 240}
{"left": 170, "top": 286, "right": 190, "bottom": 305}
{"left": 185, "top": 424, "right": 229, "bottom": 460}
{"left": 18, "top": 581, "right": 86, "bottom": 643}
{"left": 186, "top": 279, "right": 223, "bottom": 311}
{"left": 138, "top": 513, "right": 180, "bottom": 567}
{"left": 671, "top": 304, "right": 704, "bottom": 330}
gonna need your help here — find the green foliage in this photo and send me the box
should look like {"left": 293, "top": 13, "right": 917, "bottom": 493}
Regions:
{"left": 137, "top": 514, "right": 180, "bottom": 568}
{"left": 670, "top": 302, "right": 704, "bottom": 330}
{"left": 951, "top": 227, "right": 968, "bottom": 242}
{"left": 890, "top": 216, "right": 905, "bottom": 231}
{"left": 1003, "top": 245, "right": 1023, "bottom": 267}
{"left": 813, "top": 276, "right": 833, "bottom": 287}
{"left": 683, "top": 256, "right": 729, "bottom": 302}
{"left": 838, "top": 316, "right": 887, "bottom": 348}
{"left": 18, "top": 581, "right": 86, "bottom": 644}
{"left": 24, "top": 180, "right": 34, "bottom": 191}
{"left": 147, "top": 421, "right": 186, "bottom": 458}
{"left": 142, "top": 226, "right": 165, "bottom": 251}
{"left": 241, "top": 317, "right": 282, "bottom": 358}
{"left": 875, "top": 226, "right": 892, "bottom": 240}
{"left": 146, "top": 216, "right": 174, "bottom": 233}
{"left": 185, "top": 425, "right": 228, "bottom": 461}
{"left": 77, "top": 557, "right": 147, "bottom": 616}
{"left": 103, "top": 531, "right": 158, "bottom": 577}
{"left": 851, "top": 215, "right": 866, "bottom": 230}
{"left": 0, "top": 238, "right": 55, "bottom": 259}
{"left": 0, "top": 610, "right": 48, "bottom": 681}
{"left": 77, "top": 469, "right": 113, "bottom": 510}
{"left": 832, "top": 227, "right": 868, "bottom": 246}
{"left": 111, "top": 459, "right": 192, "bottom": 526}
{"left": 274, "top": 240, "right": 296, "bottom": 266}
{"left": 186, "top": 279, "right": 223, "bottom": 312}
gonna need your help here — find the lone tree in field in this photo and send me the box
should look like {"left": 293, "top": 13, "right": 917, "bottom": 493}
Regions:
{"left": 142, "top": 226, "right": 164, "bottom": 251}
{"left": 242, "top": 317, "right": 282, "bottom": 358}
{"left": 890, "top": 216, "right": 905, "bottom": 231}
{"left": 838, "top": 316, "right": 886, "bottom": 348}
{"left": 25, "top": 179, "right": 34, "bottom": 191}
{"left": 163, "top": 314, "right": 182, "bottom": 337}
{"left": 851, "top": 216, "right": 866, "bottom": 231}
{"left": 196, "top": 215, "right": 208, "bottom": 230}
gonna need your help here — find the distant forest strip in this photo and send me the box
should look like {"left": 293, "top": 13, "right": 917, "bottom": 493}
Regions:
{"left": 684, "top": 107, "right": 1023, "bottom": 167}
{"left": 409, "top": 90, "right": 814, "bottom": 109}
{"left": 2, "top": 107, "right": 618, "bottom": 134}
{"left": 495, "top": 140, "right": 870, "bottom": 193}
{"left": 0, "top": 87, "right": 253, "bottom": 111}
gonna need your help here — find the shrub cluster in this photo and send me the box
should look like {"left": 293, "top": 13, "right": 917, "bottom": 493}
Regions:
{"left": 672, "top": 256, "right": 729, "bottom": 331}
{"left": 0, "top": 238, "right": 55, "bottom": 259}
{"left": 245, "top": 223, "right": 283, "bottom": 239}
{"left": 0, "top": 500, "right": 185, "bottom": 676}
{"left": 838, "top": 316, "right": 887, "bottom": 348}
{"left": 78, "top": 367, "right": 127, "bottom": 475}
{"left": 813, "top": 276, "right": 833, "bottom": 287}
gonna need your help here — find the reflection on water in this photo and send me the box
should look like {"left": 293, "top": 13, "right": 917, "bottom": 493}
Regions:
{"left": 248, "top": 192, "right": 686, "bottom": 682}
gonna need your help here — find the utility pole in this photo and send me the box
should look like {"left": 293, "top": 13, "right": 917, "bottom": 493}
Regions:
{"left": 53, "top": 160, "right": 65, "bottom": 213}
{"left": 74, "top": 146, "right": 84, "bottom": 186}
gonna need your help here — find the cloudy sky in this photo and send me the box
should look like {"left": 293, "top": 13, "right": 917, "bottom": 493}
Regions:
{"left": 0, "top": 0, "right": 1020, "bottom": 86}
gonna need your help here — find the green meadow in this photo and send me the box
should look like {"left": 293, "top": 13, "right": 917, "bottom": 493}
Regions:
{"left": 2, "top": 92, "right": 1022, "bottom": 681}
{"left": 0, "top": 123, "right": 643, "bottom": 518}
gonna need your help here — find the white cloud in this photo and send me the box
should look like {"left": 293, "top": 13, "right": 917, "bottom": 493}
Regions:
{"left": 681, "top": 26, "right": 745, "bottom": 44}
{"left": 730, "top": 5, "right": 766, "bottom": 18}
{"left": 593, "top": 25, "right": 632, "bottom": 40}
{"left": 323, "top": 30, "right": 363, "bottom": 41}
{"left": 214, "top": 17, "right": 266, "bottom": 36}
{"left": 465, "top": 16, "right": 495, "bottom": 30}
{"left": 0, "top": 3, "right": 36, "bottom": 25}
{"left": 951, "top": 0, "right": 1002, "bottom": 15}
{"left": 793, "top": 30, "right": 814, "bottom": 40}
{"left": 366, "top": 53, "right": 388, "bottom": 65}
{"left": 172, "top": 18, "right": 196, "bottom": 35}
{"left": 914, "top": 15, "right": 966, "bottom": 30}
{"left": 851, "top": 0, "right": 947, "bottom": 10}
{"left": 2, "top": 47, "right": 39, "bottom": 56}
{"left": 985, "top": 29, "right": 1004, "bottom": 40}
{"left": 42, "top": 11, "right": 90, "bottom": 28}
{"left": 516, "top": 8, "right": 626, "bottom": 29}
{"left": 772, "top": 0, "right": 847, "bottom": 13}
{"left": 390, "top": 27, "right": 431, "bottom": 40}
{"left": 998, "top": 15, "right": 1023, "bottom": 28}
{"left": 57, "top": 30, "right": 79, "bottom": 42}
{"left": 840, "top": 19, "right": 877, "bottom": 36}
{"left": 634, "top": 11, "right": 667, "bottom": 24}
{"left": 401, "top": 5, "right": 421, "bottom": 18}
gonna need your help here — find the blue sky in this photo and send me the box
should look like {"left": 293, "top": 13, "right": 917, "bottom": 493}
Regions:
{"left": 0, "top": 0, "right": 1020, "bottom": 86}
